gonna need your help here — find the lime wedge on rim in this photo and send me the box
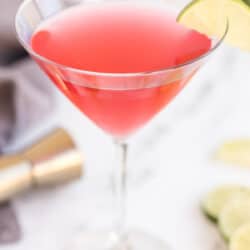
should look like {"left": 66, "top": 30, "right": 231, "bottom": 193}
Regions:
{"left": 177, "top": 0, "right": 250, "bottom": 51}
{"left": 230, "top": 223, "right": 250, "bottom": 250}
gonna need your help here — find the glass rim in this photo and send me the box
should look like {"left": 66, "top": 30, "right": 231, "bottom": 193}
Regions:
{"left": 15, "top": 0, "right": 229, "bottom": 77}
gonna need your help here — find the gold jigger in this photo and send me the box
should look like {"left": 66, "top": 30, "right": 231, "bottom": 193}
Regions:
{"left": 0, "top": 128, "right": 83, "bottom": 202}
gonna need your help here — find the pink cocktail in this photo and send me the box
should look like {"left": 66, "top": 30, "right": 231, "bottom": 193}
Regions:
{"left": 15, "top": 1, "right": 228, "bottom": 249}
{"left": 31, "top": 3, "right": 210, "bottom": 137}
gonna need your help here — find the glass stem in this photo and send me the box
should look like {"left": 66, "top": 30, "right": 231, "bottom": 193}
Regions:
{"left": 113, "top": 140, "right": 128, "bottom": 239}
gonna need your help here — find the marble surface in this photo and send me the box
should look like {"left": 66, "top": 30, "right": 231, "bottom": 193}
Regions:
{"left": 4, "top": 45, "right": 250, "bottom": 250}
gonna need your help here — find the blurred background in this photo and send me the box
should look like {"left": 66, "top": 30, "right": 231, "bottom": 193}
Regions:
{"left": 1, "top": 0, "right": 250, "bottom": 250}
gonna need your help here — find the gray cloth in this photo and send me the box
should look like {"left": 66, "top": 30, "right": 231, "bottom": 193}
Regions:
{"left": 0, "top": 0, "right": 54, "bottom": 148}
{"left": 0, "top": 0, "right": 24, "bottom": 64}
{"left": 0, "top": 59, "right": 54, "bottom": 150}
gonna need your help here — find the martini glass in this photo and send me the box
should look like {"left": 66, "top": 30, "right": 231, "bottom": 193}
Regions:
{"left": 15, "top": 0, "right": 228, "bottom": 249}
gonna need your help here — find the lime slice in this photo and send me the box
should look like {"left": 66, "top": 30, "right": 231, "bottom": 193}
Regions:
{"left": 177, "top": 0, "right": 250, "bottom": 51}
{"left": 230, "top": 223, "right": 250, "bottom": 250}
{"left": 219, "top": 199, "right": 250, "bottom": 240}
{"left": 202, "top": 185, "right": 250, "bottom": 221}
{"left": 216, "top": 139, "right": 250, "bottom": 167}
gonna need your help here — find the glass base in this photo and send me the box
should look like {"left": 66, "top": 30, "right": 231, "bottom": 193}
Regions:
{"left": 66, "top": 230, "right": 172, "bottom": 250}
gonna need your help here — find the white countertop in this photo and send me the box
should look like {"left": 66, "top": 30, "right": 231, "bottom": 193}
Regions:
{"left": 5, "top": 45, "right": 250, "bottom": 250}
